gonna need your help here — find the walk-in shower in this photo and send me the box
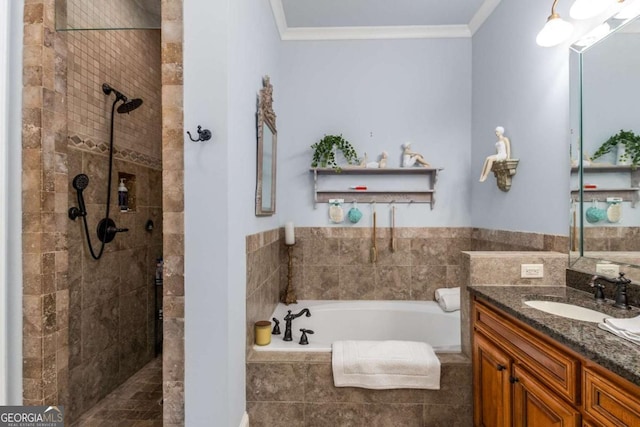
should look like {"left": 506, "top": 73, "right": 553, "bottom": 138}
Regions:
{"left": 68, "top": 83, "right": 143, "bottom": 260}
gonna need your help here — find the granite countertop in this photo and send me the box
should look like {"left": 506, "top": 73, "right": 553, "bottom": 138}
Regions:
{"left": 469, "top": 285, "right": 640, "bottom": 386}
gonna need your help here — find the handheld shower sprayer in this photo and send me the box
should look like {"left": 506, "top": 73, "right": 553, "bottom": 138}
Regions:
{"left": 68, "top": 174, "right": 89, "bottom": 220}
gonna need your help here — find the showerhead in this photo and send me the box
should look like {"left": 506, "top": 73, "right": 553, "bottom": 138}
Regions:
{"left": 102, "top": 83, "right": 143, "bottom": 113}
{"left": 117, "top": 98, "right": 143, "bottom": 114}
{"left": 102, "top": 83, "right": 126, "bottom": 101}
{"left": 72, "top": 173, "right": 89, "bottom": 191}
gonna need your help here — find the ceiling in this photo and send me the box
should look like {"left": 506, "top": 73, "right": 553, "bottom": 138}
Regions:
{"left": 270, "top": 0, "right": 502, "bottom": 40}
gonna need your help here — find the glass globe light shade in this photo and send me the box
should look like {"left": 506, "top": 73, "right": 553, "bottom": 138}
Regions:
{"left": 536, "top": 16, "right": 574, "bottom": 47}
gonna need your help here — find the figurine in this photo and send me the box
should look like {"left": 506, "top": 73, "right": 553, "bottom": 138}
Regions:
{"left": 378, "top": 151, "right": 388, "bottom": 168}
{"left": 402, "top": 143, "right": 430, "bottom": 167}
{"left": 479, "top": 126, "right": 511, "bottom": 182}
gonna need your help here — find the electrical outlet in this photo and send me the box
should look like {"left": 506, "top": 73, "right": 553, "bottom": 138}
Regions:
{"left": 596, "top": 263, "right": 619, "bottom": 276}
{"left": 521, "top": 264, "right": 544, "bottom": 278}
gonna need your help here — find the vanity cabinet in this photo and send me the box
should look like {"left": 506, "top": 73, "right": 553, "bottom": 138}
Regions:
{"left": 472, "top": 297, "right": 640, "bottom": 427}
{"left": 473, "top": 299, "right": 580, "bottom": 427}
{"left": 583, "top": 363, "right": 640, "bottom": 426}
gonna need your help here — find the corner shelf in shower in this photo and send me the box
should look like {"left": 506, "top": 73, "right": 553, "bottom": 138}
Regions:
{"left": 310, "top": 167, "right": 443, "bottom": 209}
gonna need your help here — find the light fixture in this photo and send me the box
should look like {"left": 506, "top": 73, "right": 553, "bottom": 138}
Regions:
{"left": 538, "top": 0, "right": 631, "bottom": 47}
{"left": 573, "top": 21, "right": 611, "bottom": 46}
{"left": 537, "top": 0, "right": 575, "bottom": 47}
{"left": 570, "top": 0, "right": 613, "bottom": 20}
{"left": 615, "top": 0, "right": 640, "bottom": 19}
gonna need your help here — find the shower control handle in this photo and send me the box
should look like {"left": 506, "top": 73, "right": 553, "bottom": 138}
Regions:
{"left": 107, "top": 226, "right": 129, "bottom": 234}
{"left": 97, "top": 218, "right": 128, "bottom": 244}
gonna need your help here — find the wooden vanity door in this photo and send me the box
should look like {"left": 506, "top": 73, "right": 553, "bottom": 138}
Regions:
{"left": 512, "top": 364, "right": 581, "bottom": 427}
{"left": 473, "top": 332, "right": 512, "bottom": 427}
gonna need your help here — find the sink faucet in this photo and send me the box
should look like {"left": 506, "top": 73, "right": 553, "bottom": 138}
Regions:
{"left": 283, "top": 308, "right": 311, "bottom": 341}
{"left": 589, "top": 273, "right": 632, "bottom": 309}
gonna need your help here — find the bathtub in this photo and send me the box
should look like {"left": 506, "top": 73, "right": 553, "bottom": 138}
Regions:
{"left": 254, "top": 300, "right": 461, "bottom": 353}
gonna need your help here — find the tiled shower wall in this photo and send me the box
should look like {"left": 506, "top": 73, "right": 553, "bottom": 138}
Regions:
{"left": 66, "top": 148, "right": 162, "bottom": 420}
{"left": 23, "top": 1, "right": 184, "bottom": 424}
{"left": 64, "top": 23, "right": 162, "bottom": 422}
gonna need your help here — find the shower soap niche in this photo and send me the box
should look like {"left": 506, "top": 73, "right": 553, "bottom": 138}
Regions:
{"left": 118, "top": 172, "right": 137, "bottom": 212}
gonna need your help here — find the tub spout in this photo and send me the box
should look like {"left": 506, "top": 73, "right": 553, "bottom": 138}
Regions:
{"left": 283, "top": 308, "right": 311, "bottom": 341}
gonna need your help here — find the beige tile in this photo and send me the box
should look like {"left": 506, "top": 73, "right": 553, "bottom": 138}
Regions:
{"left": 246, "top": 362, "right": 306, "bottom": 402}
{"left": 304, "top": 363, "right": 366, "bottom": 403}
{"left": 339, "top": 266, "right": 376, "bottom": 300}
{"left": 246, "top": 402, "right": 304, "bottom": 427}
{"left": 423, "top": 404, "right": 472, "bottom": 427}
{"left": 362, "top": 403, "right": 424, "bottom": 427}
{"left": 376, "top": 266, "right": 411, "bottom": 300}
{"left": 305, "top": 403, "right": 364, "bottom": 427}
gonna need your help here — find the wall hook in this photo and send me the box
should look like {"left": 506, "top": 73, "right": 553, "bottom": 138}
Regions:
{"left": 187, "top": 125, "right": 212, "bottom": 142}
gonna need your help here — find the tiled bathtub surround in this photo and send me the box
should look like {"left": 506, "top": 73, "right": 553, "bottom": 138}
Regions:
{"left": 281, "top": 227, "right": 472, "bottom": 302}
{"left": 472, "top": 228, "right": 569, "bottom": 253}
{"left": 245, "top": 227, "right": 568, "bottom": 426}
{"left": 246, "top": 229, "right": 281, "bottom": 352}
{"left": 582, "top": 226, "right": 640, "bottom": 251}
{"left": 246, "top": 352, "right": 472, "bottom": 427}
{"left": 279, "top": 227, "right": 569, "bottom": 302}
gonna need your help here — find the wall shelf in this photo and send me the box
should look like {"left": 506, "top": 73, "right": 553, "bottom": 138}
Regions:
{"left": 571, "top": 188, "right": 640, "bottom": 207}
{"left": 571, "top": 165, "right": 640, "bottom": 207}
{"left": 310, "top": 167, "right": 443, "bottom": 209}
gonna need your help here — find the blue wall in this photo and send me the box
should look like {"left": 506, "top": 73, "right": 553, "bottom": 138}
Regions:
{"left": 470, "top": 0, "right": 572, "bottom": 235}
{"left": 278, "top": 39, "right": 472, "bottom": 228}
{"left": 183, "top": 0, "right": 281, "bottom": 425}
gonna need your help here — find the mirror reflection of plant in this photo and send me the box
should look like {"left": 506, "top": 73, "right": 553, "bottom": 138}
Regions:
{"left": 592, "top": 129, "right": 640, "bottom": 168}
{"left": 311, "top": 134, "right": 359, "bottom": 172}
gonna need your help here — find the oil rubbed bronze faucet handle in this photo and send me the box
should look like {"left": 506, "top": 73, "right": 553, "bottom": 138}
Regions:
{"left": 272, "top": 318, "right": 281, "bottom": 335}
{"left": 299, "top": 329, "right": 314, "bottom": 345}
{"left": 589, "top": 276, "right": 606, "bottom": 301}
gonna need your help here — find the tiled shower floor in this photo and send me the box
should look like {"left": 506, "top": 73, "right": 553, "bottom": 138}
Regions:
{"left": 72, "top": 357, "right": 163, "bottom": 426}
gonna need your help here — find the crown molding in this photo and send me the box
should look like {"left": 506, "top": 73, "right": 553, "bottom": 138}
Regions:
{"left": 469, "top": 0, "right": 502, "bottom": 35}
{"left": 270, "top": 0, "right": 501, "bottom": 41}
{"left": 281, "top": 25, "right": 470, "bottom": 41}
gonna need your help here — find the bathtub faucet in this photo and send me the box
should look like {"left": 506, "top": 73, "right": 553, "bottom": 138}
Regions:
{"left": 283, "top": 308, "right": 311, "bottom": 341}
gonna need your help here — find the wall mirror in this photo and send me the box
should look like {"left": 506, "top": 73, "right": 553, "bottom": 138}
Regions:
{"left": 570, "top": 5, "right": 640, "bottom": 280}
{"left": 256, "top": 75, "right": 277, "bottom": 216}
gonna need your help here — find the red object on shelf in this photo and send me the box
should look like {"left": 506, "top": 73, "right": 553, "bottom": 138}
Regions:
{"left": 584, "top": 184, "right": 597, "bottom": 189}
{"left": 350, "top": 186, "right": 368, "bottom": 190}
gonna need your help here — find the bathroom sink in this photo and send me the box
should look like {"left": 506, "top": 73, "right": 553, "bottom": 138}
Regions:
{"left": 524, "top": 300, "right": 611, "bottom": 323}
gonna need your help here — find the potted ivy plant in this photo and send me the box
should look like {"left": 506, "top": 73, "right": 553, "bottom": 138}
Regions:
{"left": 311, "top": 134, "right": 359, "bottom": 172}
{"left": 591, "top": 129, "right": 640, "bottom": 168}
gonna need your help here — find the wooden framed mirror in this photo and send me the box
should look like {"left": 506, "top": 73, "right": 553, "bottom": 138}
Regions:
{"left": 256, "top": 75, "right": 277, "bottom": 216}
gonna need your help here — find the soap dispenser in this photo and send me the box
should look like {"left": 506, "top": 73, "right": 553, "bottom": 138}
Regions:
{"left": 118, "top": 178, "right": 128, "bottom": 211}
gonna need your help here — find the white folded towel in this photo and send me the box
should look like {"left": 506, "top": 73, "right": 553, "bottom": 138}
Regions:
{"left": 435, "top": 287, "right": 460, "bottom": 301}
{"left": 603, "top": 315, "right": 640, "bottom": 334}
{"left": 332, "top": 340, "right": 440, "bottom": 390}
{"left": 598, "top": 322, "right": 640, "bottom": 345}
{"left": 435, "top": 287, "right": 460, "bottom": 312}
